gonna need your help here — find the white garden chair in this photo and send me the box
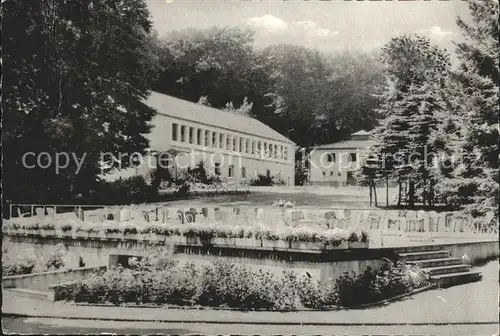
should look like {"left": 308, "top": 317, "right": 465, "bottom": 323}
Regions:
{"left": 35, "top": 207, "right": 45, "bottom": 219}
{"left": 46, "top": 207, "right": 57, "bottom": 220}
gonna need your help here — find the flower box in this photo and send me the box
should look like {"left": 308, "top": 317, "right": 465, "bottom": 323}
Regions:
{"left": 323, "top": 241, "right": 349, "bottom": 250}
{"left": 165, "top": 235, "right": 184, "bottom": 246}
{"left": 186, "top": 236, "right": 201, "bottom": 245}
{"left": 212, "top": 237, "right": 235, "bottom": 246}
{"left": 235, "top": 238, "right": 262, "bottom": 247}
{"left": 40, "top": 229, "right": 56, "bottom": 237}
{"left": 123, "top": 234, "right": 140, "bottom": 241}
{"left": 348, "top": 241, "right": 369, "bottom": 249}
{"left": 289, "top": 241, "right": 324, "bottom": 250}
{"left": 106, "top": 232, "right": 122, "bottom": 240}
{"left": 88, "top": 231, "right": 100, "bottom": 240}
{"left": 262, "top": 239, "right": 288, "bottom": 249}
{"left": 146, "top": 234, "right": 164, "bottom": 244}
{"left": 74, "top": 231, "right": 89, "bottom": 239}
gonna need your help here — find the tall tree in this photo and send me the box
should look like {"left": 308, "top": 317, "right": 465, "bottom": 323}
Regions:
{"left": 439, "top": 0, "right": 499, "bottom": 216}
{"left": 359, "top": 35, "right": 451, "bottom": 207}
{"left": 2, "top": 0, "right": 158, "bottom": 206}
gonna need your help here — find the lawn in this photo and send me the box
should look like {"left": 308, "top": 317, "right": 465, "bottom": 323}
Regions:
{"left": 159, "top": 186, "right": 398, "bottom": 209}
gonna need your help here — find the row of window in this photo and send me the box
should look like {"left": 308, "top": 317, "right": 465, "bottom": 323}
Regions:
{"left": 214, "top": 164, "right": 271, "bottom": 179}
{"left": 323, "top": 171, "right": 343, "bottom": 177}
{"left": 172, "top": 123, "right": 289, "bottom": 161}
{"left": 326, "top": 152, "right": 357, "bottom": 163}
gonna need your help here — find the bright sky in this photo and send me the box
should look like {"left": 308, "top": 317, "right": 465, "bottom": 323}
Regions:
{"left": 146, "top": 0, "right": 471, "bottom": 58}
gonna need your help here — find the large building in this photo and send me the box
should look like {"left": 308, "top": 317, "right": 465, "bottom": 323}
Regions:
{"left": 308, "top": 130, "right": 373, "bottom": 186}
{"left": 107, "top": 91, "right": 296, "bottom": 185}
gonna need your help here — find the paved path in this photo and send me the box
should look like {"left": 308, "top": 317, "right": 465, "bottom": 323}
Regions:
{"left": 3, "top": 260, "right": 498, "bottom": 325}
{"left": 3, "top": 317, "right": 498, "bottom": 336}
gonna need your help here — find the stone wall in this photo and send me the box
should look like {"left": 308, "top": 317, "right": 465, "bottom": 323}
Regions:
{"left": 2, "top": 265, "right": 106, "bottom": 292}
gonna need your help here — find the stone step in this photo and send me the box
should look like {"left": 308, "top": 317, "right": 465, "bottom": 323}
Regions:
{"left": 423, "top": 264, "right": 471, "bottom": 276}
{"left": 5, "top": 288, "right": 53, "bottom": 301}
{"left": 399, "top": 250, "right": 450, "bottom": 261}
{"left": 407, "top": 257, "right": 462, "bottom": 268}
{"left": 394, "top": 245, "right": 444, "bottom": 254}
{"left": 430, "top": 271, "right": 482, "bottom": 288}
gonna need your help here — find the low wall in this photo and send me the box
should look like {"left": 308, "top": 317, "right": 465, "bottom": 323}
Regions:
{"left": 2, "top": 265, "right": 106, "bottom": 292}
{"left": 3, "top": 234, "right": 394, "bottom": 282}
{"left": 4, "top": 234, "right": 497, "bottom": 283}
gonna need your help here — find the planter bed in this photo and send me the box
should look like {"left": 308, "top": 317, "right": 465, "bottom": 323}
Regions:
{"left": 68, "top": 284, "right": 437, "bottom": 312}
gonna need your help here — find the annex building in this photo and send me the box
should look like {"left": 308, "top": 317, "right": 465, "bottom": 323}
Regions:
{"left": 107, "top": 91, "right": 296, "bottom": 185}
{"left": 308, "top": 130, "right": 373, "bottom": 186}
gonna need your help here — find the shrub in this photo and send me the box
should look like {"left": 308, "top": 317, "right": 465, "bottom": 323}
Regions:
{"left": 2, "top": 259, "right": 37, "bottom": 276}
{"left": 46, "top": 253, "right": 65, "bottom": 271}
{"left": 97, "top": 176, "right": 155, "bottom": 205}
{"left": 250, "top": 174, "right": 275, "bottom": 186}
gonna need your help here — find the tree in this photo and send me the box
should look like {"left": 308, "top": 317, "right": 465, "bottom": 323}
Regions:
{"left": 2, "top": 0, "right": 158, "bottom": 206}
{"left": 360, "top": 35, "right": 451, "bottom": 207}
{"left": 222, "top": 97, "right": 254, "bottom": 117}
{"left": 438, "top": 0, "right": 499, "bottom": 216}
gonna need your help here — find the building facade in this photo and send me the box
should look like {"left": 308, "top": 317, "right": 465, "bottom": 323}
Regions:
{"left": 308, "top": 130, "right": 373, "bottom": 187}
{"left": 107, "top": 91, "right": 296, "bottom": 185}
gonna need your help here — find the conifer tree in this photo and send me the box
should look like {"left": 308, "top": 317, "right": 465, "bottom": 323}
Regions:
{"left": 440, "top": 0, "right": 499, "bottom": 217}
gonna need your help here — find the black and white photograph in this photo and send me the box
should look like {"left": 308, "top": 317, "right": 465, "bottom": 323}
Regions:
{"left": 2, "top": 0, "right": 498, "bottom": 335}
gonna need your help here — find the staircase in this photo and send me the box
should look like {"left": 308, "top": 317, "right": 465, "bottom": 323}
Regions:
{"left": 396, "top": 246, "right": 482, "bottom": 288}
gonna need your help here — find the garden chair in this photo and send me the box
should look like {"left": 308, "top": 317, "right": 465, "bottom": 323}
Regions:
{"left": 16, "top": 207, "right": 31, "bottom": 219}
{"left": 405, "top": 211, "right": 420, "bottom": 232}
{"left": 416, "top": 210, "right": 427, "bottom": 232}
{"left": 368, "top": 213, "right": 382, "bottom": 230}
{"left": 35, "top": 207, "right": 45, "bottom": 219}
{"left": 46, "top": 207, "right": 57, "bottom": 220}
{"left": 324, "top": 211, "right": 337, "bottom": 228}
{"left": 427, "top": 211, "right": 438, "bottom": 232}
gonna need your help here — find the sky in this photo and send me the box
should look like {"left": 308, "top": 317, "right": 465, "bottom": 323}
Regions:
{"left": 146, "top": 0, "right": 472, "bottom": 60}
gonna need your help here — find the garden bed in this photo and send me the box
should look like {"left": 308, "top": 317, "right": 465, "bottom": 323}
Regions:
{"left": 49, "top": 258, "right": 430, "bottom": 311}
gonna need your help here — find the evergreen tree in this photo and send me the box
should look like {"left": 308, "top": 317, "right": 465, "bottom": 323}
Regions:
{"left": 440, "top": 0, "right": 499, "bottom": 217}
{"left": 360, "top": 35, "right": 450, "bottom": 207}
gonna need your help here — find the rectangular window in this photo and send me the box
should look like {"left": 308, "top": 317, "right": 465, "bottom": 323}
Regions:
{"left": 252, "top": 141, "right": 256, "bottom": 155}
{"left": 246, "top": 139, "right": 250, "bottom": 154}
{"left": 280, "top": 146, "right": 284, "bottom": 160}
{"left": 188, "top": 127, "right": 194, "bottom": 144}
{"left": 226, "top": 135, "right": 231, "bottom": 150}
{"left": 241, "top": 167, "right": 247, "bottom": 178}
{"left": 180, "top": 125, "right": 186, "bottom": 142}
{"left": 232, "top": 137, "right": 237, "bottom": 151}
{"left": 172, "top": 123, "right": 178, "bottom": 141}
{"left": 322, "top": 171, "right": 326, "bottom": 176}
{"left": 284, "top": 147, "right": 288, "bottom": 161}
{"left": 330, "top": 171, "right": 334, "bottom": 176}
{"left": 338, "top": 172, "right": 342, "bottom": 177}
{"left": 228, "top": 165, "right": 234, "bottom": 178}
{"left": 274, "top": 145, "right": 279, "bottom": 159}
{"left": 239, "top": 138, "right": 243, "bottom": 153}
{"left": 196, "top": 129, "right": 202, "bottom": 145}
{"left": 215, "top": 163, "right": 221, "bottom": 176}
{"left": 350, "top": 153, "right": 357, "bottom": 162}
{"left": 212, "top": 132, "right": 217, "bottom": 148}
{"left": 219, "top": 134, "right": 224, "bottom": 149}
{"left": 205, "top": 130, "right": 210, "bottom": 147}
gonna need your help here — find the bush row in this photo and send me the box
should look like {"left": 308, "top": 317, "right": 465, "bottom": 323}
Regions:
{"left": 62, "top": 258, "right": 429, "bottom": 310}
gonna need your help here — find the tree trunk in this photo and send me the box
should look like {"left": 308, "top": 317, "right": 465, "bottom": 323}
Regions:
{"left": 369, "top": 181, "right": 373, "bottom": 207}
{"left": 408, "top": 180, "right": 415, "bottom": 207}
{"left": 372, "top": 180, "right": 378, "bottom": 207}
{"left": 386, "top": 175, "right": 389, "bottom": 208}
{"left": 397, "top": 181, "right": 402, "bottom": 206}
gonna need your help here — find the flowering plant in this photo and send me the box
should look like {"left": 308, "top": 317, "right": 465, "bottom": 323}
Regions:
{"left": 272, "top": 200, "right": 295, "bottom": 209}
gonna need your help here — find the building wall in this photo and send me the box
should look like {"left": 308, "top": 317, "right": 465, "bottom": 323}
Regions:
{"left": 309, "top": 148, "right": 364, "bottom": 186}
{"left": 109, "top": 114, "right": 295, "bottom": 185}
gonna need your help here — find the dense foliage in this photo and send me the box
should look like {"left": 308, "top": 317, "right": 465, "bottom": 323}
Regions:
{"left": 357, "top": 0, "right": 498, "bottom": 220}
{"left": 59, "top": 258, "right": 428, "bottom": 310}
{"left": 2, "top": 0, "right": 158, "bottom": 207}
